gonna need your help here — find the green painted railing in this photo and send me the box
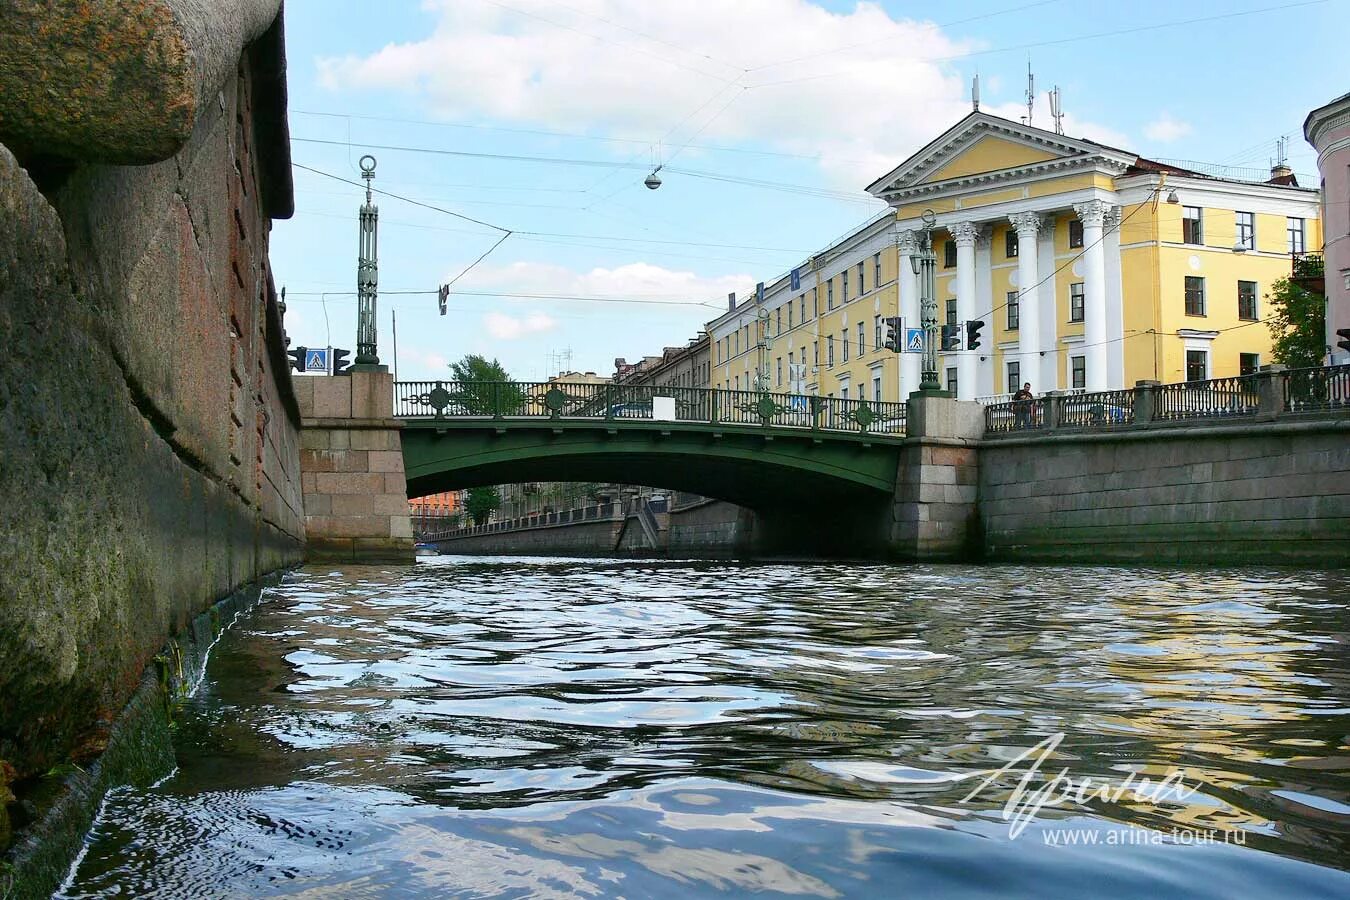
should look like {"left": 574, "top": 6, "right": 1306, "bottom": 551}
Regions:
{"left": 394, "top": 381, "right": 907, "bottom": 437}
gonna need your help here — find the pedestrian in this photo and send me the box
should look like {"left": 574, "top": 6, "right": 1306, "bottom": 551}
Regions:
{"left": 1013, "top": 382, "right": 1034, "bottom": 428}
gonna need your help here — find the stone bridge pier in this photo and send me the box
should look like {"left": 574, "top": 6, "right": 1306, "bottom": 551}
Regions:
{"left": 296, "top": 372, "right": 414, "bottom": 563}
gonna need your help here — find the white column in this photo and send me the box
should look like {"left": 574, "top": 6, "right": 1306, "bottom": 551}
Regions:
{"left": 1103, "top": 206, "right": 1125, "bottom": 387}
{"left": 896, "top": 230, "right": 921, "bottom": 398}
{"left": 1009, "top": 212, "right": 1043, "bottom": 394}
{"left": 951, "top": 221, "right": 979, "bottom": 400}
{"left": 975, "top": 229, "right": 995, "bottom": 398}
{"left": 1074, "top": 200, "right": 1111, "bottom": 391}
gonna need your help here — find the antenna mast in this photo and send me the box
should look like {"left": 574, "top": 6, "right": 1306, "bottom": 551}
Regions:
{"left": 1049, "top": 85, "right": 1064, "bottom": 134}
{"left": 972, "top": 73, "right": 980, "bottom": 112}
{"left": 1024, "top": 61, "right": 1035, "bottom": 126}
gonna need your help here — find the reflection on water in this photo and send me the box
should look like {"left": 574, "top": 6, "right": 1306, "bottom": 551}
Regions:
{"left": 60, "top": 558, "right": 1350, "bottom": 898}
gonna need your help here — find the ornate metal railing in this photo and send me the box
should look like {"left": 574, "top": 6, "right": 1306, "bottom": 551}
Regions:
{"left": 395, "top": 381, "right": 906, "bottom": 437}
{"left": 984, "top": 398, "right": 1045, "bottom": 433}
{"left": 1283, "top": 363, "right": 1350, "bottom": 413}
{"left": 1291, "top": 250, "right": 1324, "bottom": 280}
{"left": 1057, "top": 389, "right": 1136, "bottom": 428}
{"left": 1155, "top": 375, "right": 1260, "bottom": 420}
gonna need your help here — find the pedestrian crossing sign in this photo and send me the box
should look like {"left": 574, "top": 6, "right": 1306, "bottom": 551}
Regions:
{"left": 904, "top": 328, "right": 925, "bottom": 352}
{"left": 304, "top": 348, "right": 329, "bottom": 372}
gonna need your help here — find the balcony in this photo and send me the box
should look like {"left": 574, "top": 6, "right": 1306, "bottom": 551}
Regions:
{"left": 1291, "top": 251, "right": 1325, "bottom": 293}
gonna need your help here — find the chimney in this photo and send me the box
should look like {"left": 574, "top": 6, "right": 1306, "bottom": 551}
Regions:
{"left": 1268, "top": 163, "right": 1298, "bottom": 186}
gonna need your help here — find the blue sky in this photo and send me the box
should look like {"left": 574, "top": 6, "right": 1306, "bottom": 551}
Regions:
{"left": 273, "top": 0, "right": 1347, "bottom": 381}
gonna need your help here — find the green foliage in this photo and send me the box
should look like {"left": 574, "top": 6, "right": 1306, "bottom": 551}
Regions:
{"left": 465, "top": 486, "right": 502, "bottom": 525}
{"left": 1265, "top": 277, "right": 1327, "bottom": 369}
{"left": 448, "top": 354, "right": 525, "bottom": 415}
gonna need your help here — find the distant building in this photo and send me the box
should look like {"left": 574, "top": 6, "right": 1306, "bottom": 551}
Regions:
{"left": 614, "top": 332, "right": 710, "bottom": 389}
{"left": 1305, "top": 92, "right": 1349, "bottom": 364}
{"left": 709, "top": 111, "right": 1322, "bottom": 401}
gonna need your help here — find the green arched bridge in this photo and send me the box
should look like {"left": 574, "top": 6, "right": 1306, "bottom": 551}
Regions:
{"left": 396, "top": 381, "right": 907, "bottom": 542}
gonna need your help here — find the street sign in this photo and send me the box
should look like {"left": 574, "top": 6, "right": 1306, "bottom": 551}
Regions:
{"left": 905, "top": 328, "right": 925, "bottom": 352}
{"left": 790, "top": 267, "right": 801, "bottom": 291}
{"left": 304, "top": 348, "right": 329, "bottom": 372}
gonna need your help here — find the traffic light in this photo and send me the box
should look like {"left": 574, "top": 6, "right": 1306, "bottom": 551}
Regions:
{"left": 940, "top": 324, "right": 961, "bottom": 351}
{"left": 882, "top": 316, "right": 903, "bottom": 352}
{"left": 1338, "top": 327, "right": 1350, "bottom": 354}
{"left": 331, "top": 347, "right": 351, "bottom": 375}
{"left": 966, "top": 319, "right": 985, "bottom": 350}
{"left": 287, "top": 346, "right": 306, "bottom": 373}
{"left": 438, "top": 283, "right": 449, "bottom": 316}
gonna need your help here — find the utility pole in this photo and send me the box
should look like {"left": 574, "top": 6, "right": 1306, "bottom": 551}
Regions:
{"left": 354, "top": 154, "right": 383, "bottom": 370}
{"left": 916, "top": 210, "right": 943, "bottom": 394}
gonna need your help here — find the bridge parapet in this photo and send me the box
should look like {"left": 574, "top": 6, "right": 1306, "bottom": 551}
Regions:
{"left": 394, "top": 380, "right": 906, "bottom": 437}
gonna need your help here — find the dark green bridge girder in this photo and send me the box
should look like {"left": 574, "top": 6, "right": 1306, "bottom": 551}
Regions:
{"left": 400, "top": 419, "right": 904, "bottom": 512}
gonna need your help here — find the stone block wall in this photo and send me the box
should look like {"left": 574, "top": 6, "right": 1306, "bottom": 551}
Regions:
{"left": 0, "top": 38, "right": 302, "bottom": 827}
{"left": 666, "top": 500, "right": 753, "bottom": 558}
{"left": 887, "top": 397, "right": 983, "bottom": 560}
{"left": 980, "top": 421, "right": 1350, "bottom": 564}
{"left": 433, "top": 519, "right": 625, "bottom": 556}
{"left": 296, "top": 372, "right": 415, "bottom": 563}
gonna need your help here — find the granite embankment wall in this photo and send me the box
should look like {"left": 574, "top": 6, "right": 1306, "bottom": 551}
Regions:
{"left": 980, "top": 420, "right": 1350, "bottom": 564}
{"left": 0, "top": 5, "right": 303, "bottom": 887}
{"left": 432, "top": 501, "right": 750, "bottom": 558}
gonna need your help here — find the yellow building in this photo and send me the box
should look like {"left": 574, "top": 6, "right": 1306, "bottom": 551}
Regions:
{"left": 708, "top": 111, "right": 1322, "bottom": 400}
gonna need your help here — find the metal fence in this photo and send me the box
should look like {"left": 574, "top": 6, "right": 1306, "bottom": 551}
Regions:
{"left": 984, "top": 398, "right": 1045, "bottom": 433}
{"left": 1283, "top": 364, "right": 1350, "bottom": 413}
{"left": 395, "top": 380, "right": 906, "bottom": 437}
{"left": 1155, "top": 375, "right": 1260, "bottom": 420}
{"left": 1057, "top": 389, "right": 1136, "bottom": 428}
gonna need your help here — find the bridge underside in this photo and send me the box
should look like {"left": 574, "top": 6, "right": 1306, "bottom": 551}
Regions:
{"left": 401, "top": 421, "right": 904, "bottom": 556}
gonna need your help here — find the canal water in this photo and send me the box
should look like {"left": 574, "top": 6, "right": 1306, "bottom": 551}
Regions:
{"left": 60, "top": 558, "right": 1350, "bottom": 898}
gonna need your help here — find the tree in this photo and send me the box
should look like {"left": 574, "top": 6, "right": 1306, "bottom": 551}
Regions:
{"left": 1265, "top": 277, "right": 1327, "bottom": 369}
{"left": 448, "top": 354, "right": 525, "bottom": 415}
{"left": 465, "top": 486, "right": 501, "bottom": 525}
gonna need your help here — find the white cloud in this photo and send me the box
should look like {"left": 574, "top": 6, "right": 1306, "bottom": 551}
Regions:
{"left": 1144, "top": 113, "right": 1192, "bottom": 144}
{"left": 317, "top": 0, "right": 1131, "bottom": 186}
{"left": 454, "top": 260, "right": 755, "bottom": 306}
{"left": 484, "top": 310, "right": 559, "bottom": 339}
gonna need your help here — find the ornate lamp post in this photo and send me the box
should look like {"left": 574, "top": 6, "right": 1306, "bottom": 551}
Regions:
{"left": 911, "top": 209, "right": 943, "bottom": 393}
{"left": 354, "top": 154, "right": 382, "bottom": 370}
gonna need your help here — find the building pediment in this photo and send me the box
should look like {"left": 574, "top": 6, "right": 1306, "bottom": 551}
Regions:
{"left": 866, "top": 112, "right": 1135, "bottom": 201}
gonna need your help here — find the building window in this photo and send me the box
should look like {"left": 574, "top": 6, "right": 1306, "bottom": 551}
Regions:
{"left": 776, "top": 307, "right": 782, "bottom": 335}
{"left": 873, "top": 374, "right": 882, "bottom": 402}
{"left": 874, "top": 252, "right": 882, "bottom": 287}
{"left": 1069, "top": 282, "right": 1085, "bottom": 322}
{"left": 857, "top": 322, "right": 865, "bottom": 358}
{"left": 841, "top": 273, "right": 849, "bottom": 304}
{"left": 788, "top": 301, "right": 795, "bottom": 329}
{"left": 827, "top": 280, "right": 835, "bottom": 309}
{"left": 874, "top": 315, "right": 882, "bottom": 350}
{"left": 1182, "top": 206, "right": 1203, "bottom": 244}
{"left": 1071, "top": 355, "right": 1085, "bottom": 389}
{"left": 776, "top": 357, "right": 782, "bottom": 385}
{"left": 1068, "top": 219, "right": 1084, "bottom": 248}
{"left": 1007, "top": 361, "right": 1020, "bottom": 393}
{"left": 1236, "top": 211, "right": 1255, "bottom": 251}
{"left": 813, "top": 340, "right": 819, "bottom": 366}
{"left": 857, "top": 262, "right": 865, "bottom": 295}
{"left": 1287, "top": 217, "right": 1305, "bottom": 254}
{"left": 1006, "top": 291, "right": 1019, "bottom": 330}
{"left": 946, "top": 298, "right": 957, "bottom": 326}
{"left": 827, "top": 336, "right": 835, "bottom": 366}
{"left": 733, "top": 332, "right": 739, "bottom": 355}
{"left": 1186, "top": 349, "right": 1208, "bottom": 382}
{"left": 841, "top": 329, "right": 849, "bottom": 362}
{"left": 840, "top": 385, "right": 849, "bottom": 401}
{"left": 944, "top": 241, "right": 957, "bottom": 268}
{"left": 1005, "top": 228, "right": 1019, "bottom": 258}
{"left": 1239, "top": 352, "right": 1260, "bottom": 376}
{"left": 1238, "top": 280, "right": 1258, "bottom": 320}
{"left": 812, "top": 287, "right": 819, "bottom": 318}
{"left": 946, "top": 367, "right": 958, "bottom": 394}
{"left": 1184, "top": 276, "right": 1205, "bottom": 316}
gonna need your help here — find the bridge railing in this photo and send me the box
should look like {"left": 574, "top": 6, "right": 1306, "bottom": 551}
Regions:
{"left": 1283, "top": 363, "right": 1350, "bottom": 413}
{"left": 395, "top": 380, "right": 906, "bottom": 437}
{"left": 1154, "top": 375, "right": 1260, "bottom": 421}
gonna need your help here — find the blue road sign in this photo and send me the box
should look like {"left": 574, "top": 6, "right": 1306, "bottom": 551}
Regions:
{"left": 905, "top": 328, "right": 925, "bottom": 352}
{"left": 790, "top": 267, "right": 801, "bottom": 291}
{"left": 305, "top": 348, "right": 329, "bottom": 372}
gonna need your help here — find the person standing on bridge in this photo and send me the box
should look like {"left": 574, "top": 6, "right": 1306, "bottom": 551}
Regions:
{"left": 1014, "top": 382, "right": 1035, "bottom": 428}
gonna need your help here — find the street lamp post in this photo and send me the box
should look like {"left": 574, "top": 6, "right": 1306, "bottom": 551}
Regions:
{"left": 911, "top": 209, "right": 944, "bottom": 394}
{"left": 354, "top": 154, "right": 382, "bottom": 370}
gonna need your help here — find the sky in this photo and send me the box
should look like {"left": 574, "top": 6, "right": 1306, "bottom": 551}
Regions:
{"left": 273, "top": 0, "right": 1348, "bottom": 382}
